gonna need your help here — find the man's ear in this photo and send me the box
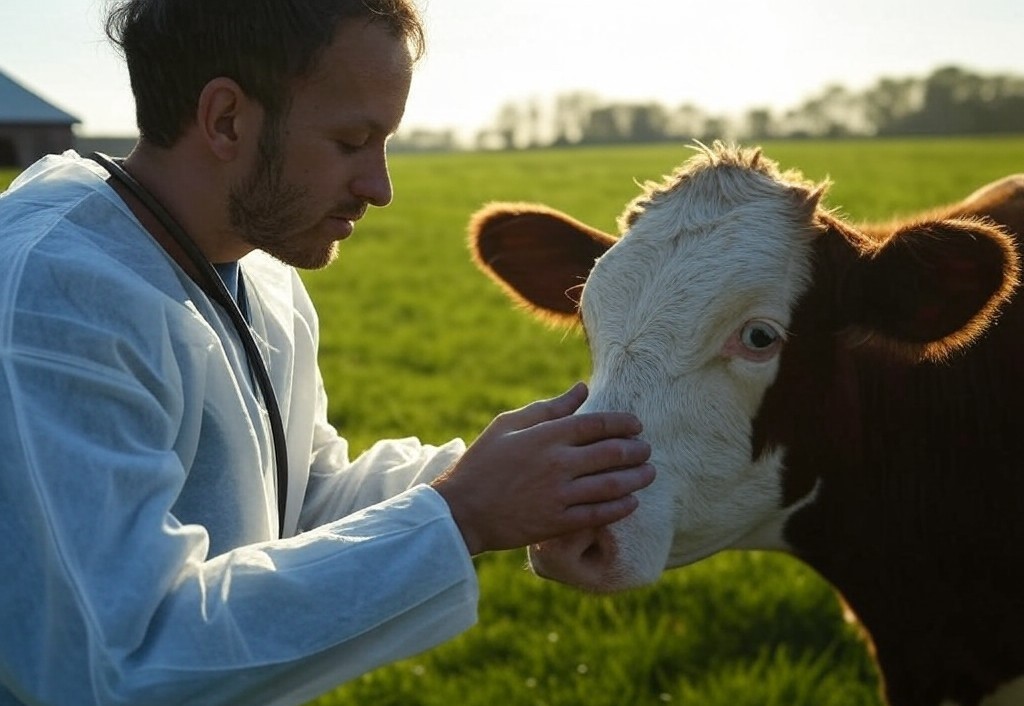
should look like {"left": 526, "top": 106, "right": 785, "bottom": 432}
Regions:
{"left": 195, "top": 77, "right": 261, "bottom": 162}
{"left": 468, "top": 202, "right": 617, "bottom": 325}
{"left": 837, "top": 218, "right": 1019, "bottom": 361}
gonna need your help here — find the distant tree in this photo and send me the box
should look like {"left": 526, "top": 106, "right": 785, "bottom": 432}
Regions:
{"left": 919, "top": 66, "right": 980, "bottom": 133}
{"left": 977, "top": 74, "right": 1024, "bottom": 132}
{"left": 699, "top": 116, "right": 732, "bottom": 143}
{"left": 667, "top": 103, "right": 706, "bottom": 141}
{"left": 575, "top": 102, "right": 672, "bottom": 144}
{"left": 745, "top": 108, "right": 775, "bottom": 140}
{"left": 490, "top": 101, "right": 526, "bottom": 150}
{"left": 864, "top": 77, "right": 921, "bottom": 135}
{"left": 524, "top": 96, "right": 545, "bottom": 148}
{"left": 634, "top": 103, "right": 670, "bottom": 142}
{"left": 784, "top": 84, "right": 866, "bottom": 138}
{"left": 879, "top": 66, "right": 1024, "bottom": 135}
{"left": 582, "top": 105, "right": 629, "bottom": 143}
{"left": 551, "top": 91, "right": 600, "bottom": 146}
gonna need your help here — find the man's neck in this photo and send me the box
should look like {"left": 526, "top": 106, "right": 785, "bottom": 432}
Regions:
{"left": 120, "top": 140, "right": 251, "bottom": 264}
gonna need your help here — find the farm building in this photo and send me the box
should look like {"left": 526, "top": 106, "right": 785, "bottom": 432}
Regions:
{"left": 0, "top": 69, "right": 79, "bottom": 168}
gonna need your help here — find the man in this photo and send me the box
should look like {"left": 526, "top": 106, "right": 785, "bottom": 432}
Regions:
{"left": 0, "top": 1, "right": 654, "bottom": 705}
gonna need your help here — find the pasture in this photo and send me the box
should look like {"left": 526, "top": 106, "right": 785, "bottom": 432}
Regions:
{"left": 305, "top": 136, "right": 1024, "bottom": 706}
{"left": 3, "top": 136, "right": 1022, "bottom": 705}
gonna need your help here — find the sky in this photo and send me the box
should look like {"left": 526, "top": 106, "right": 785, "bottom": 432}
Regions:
{"left": 1, "top": 0, "right": 1021, "bottom": 139}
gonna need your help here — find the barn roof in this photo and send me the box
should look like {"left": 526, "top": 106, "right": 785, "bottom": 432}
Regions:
{"left": 0, "top": 69, "right": 79, "bottom": 126}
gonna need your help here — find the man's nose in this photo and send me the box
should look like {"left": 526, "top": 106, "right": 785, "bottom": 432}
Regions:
{"left": 351, "top": 152, "right": 393, "bottom": 208}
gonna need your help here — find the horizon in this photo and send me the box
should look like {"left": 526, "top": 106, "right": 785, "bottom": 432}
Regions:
{"left": 1, "top": 0, "right": 1021, "bottom": 139}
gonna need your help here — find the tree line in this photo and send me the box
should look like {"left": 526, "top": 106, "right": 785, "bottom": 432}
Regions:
{"left": 412, "top": 65, "right": 1021, "bottom": 152}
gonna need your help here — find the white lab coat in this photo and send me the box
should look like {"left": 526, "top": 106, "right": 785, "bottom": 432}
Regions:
{"left": 0, "top": 152, "right": 478, "bottom": 706}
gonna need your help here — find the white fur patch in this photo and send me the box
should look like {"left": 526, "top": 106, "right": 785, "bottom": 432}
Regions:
{"left": 568, "top": 150, "right": 822, "bottom": 584}
{"left": 530, "top": 146, "right": 827, "bottom": 591}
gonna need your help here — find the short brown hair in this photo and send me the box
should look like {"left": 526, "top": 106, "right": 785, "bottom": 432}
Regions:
{"left": 105, "top": 0, "right": 426, "bottom": 147}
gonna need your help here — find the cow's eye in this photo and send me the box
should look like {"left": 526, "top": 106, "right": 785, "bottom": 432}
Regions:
{"left": 740, "top": 320, "right": 782, "bottom": 351}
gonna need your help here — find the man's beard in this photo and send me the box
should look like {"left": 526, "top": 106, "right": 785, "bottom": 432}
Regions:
{"left": 228, "top": 119, "right": 338, "bottom": 270}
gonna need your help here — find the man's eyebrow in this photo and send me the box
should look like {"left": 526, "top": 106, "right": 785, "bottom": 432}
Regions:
{"left": 329, "top": 116, "right": 399, "bottom": 141}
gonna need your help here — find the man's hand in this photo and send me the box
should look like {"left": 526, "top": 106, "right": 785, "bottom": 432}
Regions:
{"left": 431, "top": 382, "right": 655, "bottom": 556}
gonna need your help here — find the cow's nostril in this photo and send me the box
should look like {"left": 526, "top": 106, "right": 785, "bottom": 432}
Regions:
{"left": 581, "top": 540, "right": 603, "bottom": 564}
{"left": 578, "top": 528, "right": 616, "bottom": 568}
{"left": 529, "top": 527, "right": 621, "bottom": 589}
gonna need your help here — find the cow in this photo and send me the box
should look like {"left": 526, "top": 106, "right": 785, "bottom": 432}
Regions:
{"left": 467, "top": 142, "right": 1024, "bottom": 706}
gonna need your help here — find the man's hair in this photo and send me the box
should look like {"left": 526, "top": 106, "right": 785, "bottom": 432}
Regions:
{"left": 105, "top": 0, "right": 425, "bottom": 147}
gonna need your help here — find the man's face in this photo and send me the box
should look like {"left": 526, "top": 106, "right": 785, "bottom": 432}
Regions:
{"left": 229, "top": 19, "right": 413, "bottom": 269}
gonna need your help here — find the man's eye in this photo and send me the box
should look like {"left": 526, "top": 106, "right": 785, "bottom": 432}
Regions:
{"left": 335, "top": 132, "right": 370, "bottom": 153}
{"left": 336, "top": 140, "right": 364, "bottom": 154}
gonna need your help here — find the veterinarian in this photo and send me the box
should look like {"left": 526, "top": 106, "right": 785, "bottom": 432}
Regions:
{"left": 0, "top": 2, "right": 655, "bottom": 704}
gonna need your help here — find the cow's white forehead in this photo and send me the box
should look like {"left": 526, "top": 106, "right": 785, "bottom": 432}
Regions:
{"left": 615, "top": 144, "right": 823, "bottom": 233}
{"left": 582, "top": 151, "right": 822, "bottom": 363}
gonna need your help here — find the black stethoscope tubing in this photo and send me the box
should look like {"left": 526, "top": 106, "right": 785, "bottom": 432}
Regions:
{"left": 88, "top": 151, "right": 289, "bottom": 538}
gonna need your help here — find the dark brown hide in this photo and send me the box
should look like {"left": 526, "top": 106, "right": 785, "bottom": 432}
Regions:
{"left": 753, "top": 176, "right": 1024, "bottom": 706}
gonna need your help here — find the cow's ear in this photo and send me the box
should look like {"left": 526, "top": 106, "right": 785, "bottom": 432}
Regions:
{"left": 840, "top": 218, "right": 1019, "bottom": 361}
{"left": 468, "top": 202, "right": 617, "bottom": 325}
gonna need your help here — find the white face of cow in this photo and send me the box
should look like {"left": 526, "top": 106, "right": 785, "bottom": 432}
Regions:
{"left": 528, "top": 160, "right": 824, "bottom": 592}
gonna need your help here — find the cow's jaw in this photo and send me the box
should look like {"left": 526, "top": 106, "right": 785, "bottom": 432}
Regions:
{"left": 663, "top": 446, "right": 797, "bottom": 565}
{"left": 529, "top": 394, "right": 798, "bottom": 593}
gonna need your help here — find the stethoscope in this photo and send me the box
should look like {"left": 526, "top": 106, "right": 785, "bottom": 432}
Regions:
{"left": 88, "top": 151, "right": 289, "bottom": 538}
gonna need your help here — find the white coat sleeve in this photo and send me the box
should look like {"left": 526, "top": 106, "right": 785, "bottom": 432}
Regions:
{"left": 263, "top": 260, "right": 469, "bottom": 531}
{"left": 0, "top": 229, "right": 478, "bottom": 706}
{"left": 298, "top": 364, "right": 468, "bottom": 529}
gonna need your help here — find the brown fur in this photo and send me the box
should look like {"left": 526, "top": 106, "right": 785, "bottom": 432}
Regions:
{"left": 820, "top": 212, "right": 1020, "bottom": 363}
{"left": 467, "top": 144, "right": 1024, "bottom": 706}
{"left": 753, "top": 175, "right": 1024, "bottom": 706}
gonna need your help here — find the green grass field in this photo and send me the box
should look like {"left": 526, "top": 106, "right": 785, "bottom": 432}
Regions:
{"left": 4, "top": 136, "right": 1022, "bottom": 705}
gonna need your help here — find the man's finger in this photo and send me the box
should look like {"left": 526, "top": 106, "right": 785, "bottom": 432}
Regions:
{"left": 562, "top": 494, "right": 642, "bottom": 530}
{"left": 499, "top": 382, "right": 589, "bottom": 430}
{"left": 558, "top": 436, "right": 652, "bottom": 480}
{"left": 564, "top": 463, "right": 656, "bottom": 506}
{"left": 556, "top": 412, "right": 644, "bottom": 447}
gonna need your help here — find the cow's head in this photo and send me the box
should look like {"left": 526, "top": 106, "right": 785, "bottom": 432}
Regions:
{"left": 469, "top": 143, "right": 1019, "bottom": 592}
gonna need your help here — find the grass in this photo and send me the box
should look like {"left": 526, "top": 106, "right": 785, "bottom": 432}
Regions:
{"left": 4, "top": 136, "right": 1023, "bottom": 705}
{"left": 314, "top": 551, "right": 880, "bottom": 706}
